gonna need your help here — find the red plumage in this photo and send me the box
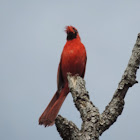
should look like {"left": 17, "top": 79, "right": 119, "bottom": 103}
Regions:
{"left": 39, "top": 26, "right": 87, "bottom": 127}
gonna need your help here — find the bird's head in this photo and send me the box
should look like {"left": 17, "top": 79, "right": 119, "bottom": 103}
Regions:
{"left": 65, "top": 26, "right": 80, "bottom": 41}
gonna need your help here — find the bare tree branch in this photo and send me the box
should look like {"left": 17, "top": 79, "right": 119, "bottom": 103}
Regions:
{"left": 55, "top": 33, "right": 140, "bottom": 140}
{"left": 99, "top": 33, "right": 140, "bottom": 135}
{"left": 67, "top": 74, "right": 100, "bottom": 140}
{"left": 55, "top": 115, "right": 80, "bottom": 140}
{"left": 55, "top": 75, "right": 100, "bottom": 140}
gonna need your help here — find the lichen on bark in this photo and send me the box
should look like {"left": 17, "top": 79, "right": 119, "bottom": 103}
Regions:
{"left": 55, "top": 33, "right": 140, "bottom": 140}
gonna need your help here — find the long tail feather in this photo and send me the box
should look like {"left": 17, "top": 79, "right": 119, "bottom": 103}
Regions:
{"left": 39, "top": 88, "right": 68, "bottom": 127}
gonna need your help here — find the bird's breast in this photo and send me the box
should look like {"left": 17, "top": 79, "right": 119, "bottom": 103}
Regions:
{"left": 61, "top": 41, "right": 86, "bottom": 82}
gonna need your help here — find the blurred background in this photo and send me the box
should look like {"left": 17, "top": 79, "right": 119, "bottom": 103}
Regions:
{"left": 0, "top": 0, "right": 140, "bottom": 140}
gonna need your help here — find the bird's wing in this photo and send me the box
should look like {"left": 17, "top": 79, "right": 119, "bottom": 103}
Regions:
{"left": 57, "top": 60, "right": 64, "bottom": 90}
{"left": 81, "top": 53, "right": 87, "bottom": 78}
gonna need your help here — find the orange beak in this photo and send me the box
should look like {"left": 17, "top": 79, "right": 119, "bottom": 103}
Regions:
{"left": 65, "top": 26, "right": 75, "bottom": 33}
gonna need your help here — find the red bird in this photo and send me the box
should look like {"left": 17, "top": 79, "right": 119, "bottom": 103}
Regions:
{"left": 39, "top": 26, "right": 87, "bottom": 127}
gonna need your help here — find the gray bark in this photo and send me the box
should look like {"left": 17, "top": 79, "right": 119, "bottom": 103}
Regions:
{"left": 55, "top": 33, "right": 140, "bottom": 140}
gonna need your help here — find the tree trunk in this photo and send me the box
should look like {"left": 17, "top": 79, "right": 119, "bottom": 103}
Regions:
{"left": 55, "top": 33, "right": 140, "bottom": 140}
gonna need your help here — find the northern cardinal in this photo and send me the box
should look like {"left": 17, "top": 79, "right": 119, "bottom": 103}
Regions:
{"left": 39, "top": 26, "right": 87, "bottom": 127}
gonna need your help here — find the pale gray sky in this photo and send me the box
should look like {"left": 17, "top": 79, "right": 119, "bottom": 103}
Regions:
{"left": 0, "top": 0, "right": 140, "bottom": 140}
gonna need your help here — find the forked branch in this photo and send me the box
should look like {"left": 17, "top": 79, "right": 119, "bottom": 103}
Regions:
{"left": 55, "top": 33, "right": 140, "bottom": 140}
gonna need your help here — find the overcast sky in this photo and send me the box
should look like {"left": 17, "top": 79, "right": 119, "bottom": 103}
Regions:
{"left": 0, "top": 0, "right": 140, "bottom": 140}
